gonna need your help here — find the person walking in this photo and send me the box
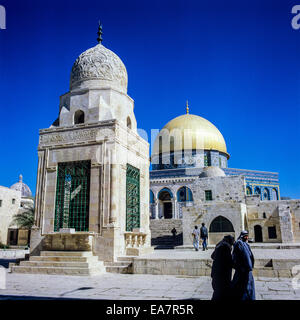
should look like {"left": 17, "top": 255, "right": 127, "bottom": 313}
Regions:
{"left": 171, "top": 227, "right": 177, "bottom": 245}
{"left": 200, "top": 223, "right": 208, "bottom": 251}
{"left": 210, "top": 235, "right": 235, "bottom": 300}
{"left": 231, "top": 230, "right": 256, "bottom": 300}
{"left": 192, "top": 226, "right": 200, "bottom": 251}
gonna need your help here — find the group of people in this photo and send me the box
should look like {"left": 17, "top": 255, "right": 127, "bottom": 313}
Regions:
{"left": 210, "top": 230, "right": 255, "bottom": 300}
{"left": 192, "top": 223, "right": 208, "bottom": 251}
{"left": 192, "top": 226, "right": 255, "bottom": 300}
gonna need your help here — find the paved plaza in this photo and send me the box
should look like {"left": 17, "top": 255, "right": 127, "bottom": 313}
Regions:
{"left": 0, "top": 271, "right": 299, "bottom": 300}
{"left": 1, "top": 248, "right": 300, "bottom": 300}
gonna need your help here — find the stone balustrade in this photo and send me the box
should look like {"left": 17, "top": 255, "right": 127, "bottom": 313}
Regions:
{"left": 124, "top": 231, "right": 153, "bottom": 256}
{"left": 124, "top": 231, "right": 147, "bottom": 248}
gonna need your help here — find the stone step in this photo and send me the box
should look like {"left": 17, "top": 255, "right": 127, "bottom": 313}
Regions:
{"left": 20, "top": 261, "right": 89, "bottom": 268}
{"left": 11, "top": 265, "right": 91, "bottom": 276}
{"left": 29, "top": 256, "right": 90, "bottom": 262}
{"left": 105, "top": 266, "right": 132, "bottom": 274}
{"left": 117, "top": 256, "right": 135, "bottom": 262}
{"left": 40, "top": 251, "right": 93, "bottom": 257}
{"left": 103, "top": 261, "right": 131, "bottom": 267}
{"left": 11, "top": 250, "right": 106, "bottom": 276}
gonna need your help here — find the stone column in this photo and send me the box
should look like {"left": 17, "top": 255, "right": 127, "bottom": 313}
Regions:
{"left": 89, "top": 164, "right": 101, "bottom": 233}
{"left": 278, "top": 205, "right": 294, "bottom": 243}
{"left": 34, "top": 150, "right": 45, "bottom": 228}
{"left": 110, "top": 163, "right": 119, "bottom": 224}
{"left": 154, "top": 201, "right": 159, "bottom": 219}
{"left": 172, "top": 197, "right": 177, "bottom": 219}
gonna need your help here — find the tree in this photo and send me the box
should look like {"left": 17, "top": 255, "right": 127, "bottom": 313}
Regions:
{"left": 11, "top": 206, "right": 35, "bottom": 229}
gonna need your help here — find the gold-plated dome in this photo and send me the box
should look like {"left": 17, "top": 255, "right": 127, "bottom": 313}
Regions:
{"left": 152, "top": 113, "right": 229, "bottom": 158}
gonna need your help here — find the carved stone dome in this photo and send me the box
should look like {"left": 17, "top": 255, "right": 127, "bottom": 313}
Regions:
{"left": 70, "top": 44, "right": 128, "bottom": 93}
{"left": 10, "top": 174, "right": 32, "bottom": 198}
{"left": 199, "top": 166, "right": 226, "bottom": 178}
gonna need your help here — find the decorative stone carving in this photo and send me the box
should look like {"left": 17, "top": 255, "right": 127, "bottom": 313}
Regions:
{"left": 70, "top": 44, "right": 128, "bottom": 92}
{"left": 40, "top": 128, "right": 99, "bottom": 146}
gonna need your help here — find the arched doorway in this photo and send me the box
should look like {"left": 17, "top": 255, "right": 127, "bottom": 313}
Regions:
{"left": 209, "top": 216, "right": 235, "bottom": 244}
{"left": 254, "top": 225, "right": 263, "bottom": 242}
{"left": 209, "top": 216, "right": 234, "bottom": 232}
{"left": 158, "top": 188, "right": 173, "bottom": 219}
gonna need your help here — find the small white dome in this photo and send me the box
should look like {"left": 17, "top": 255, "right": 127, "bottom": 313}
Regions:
{"left": 10, "top": 174, "right": 32, "bottom": 198}
{"left": 70, "top": 44, "right": 128, "bottom": 93}
{"left": 199, "top": 166, "right": 226, "bottom": 178}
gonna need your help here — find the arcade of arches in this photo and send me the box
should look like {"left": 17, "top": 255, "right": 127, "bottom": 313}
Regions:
{"left": 150, "top": 186, "right": 193, "bottom": 220}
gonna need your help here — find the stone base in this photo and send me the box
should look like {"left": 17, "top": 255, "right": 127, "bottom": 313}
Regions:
{"left": 126, "top": 246, "right": 154, "bottom": 256}
{"left": 42, "top": 233, "right": 93, "bottom": 251}
{"left": 59, "top": 228, "right": 76, "bottom": 234}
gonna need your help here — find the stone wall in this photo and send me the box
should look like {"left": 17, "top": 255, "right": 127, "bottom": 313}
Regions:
{"left": 192, "top": 175, "right": 245, "bottom": 203}
{"left": 246, "top": 199, "right": 300, "bottom": 243}
{"left": 0, "top": 187, "right": 21, "bottom": 245}
{"left": 150, "top": 219, "right": 182, "bottom": 239}
{"left": 182, "top": 202, "right": 245, "bottom": 245}
{"left": 181, "top": 175, "right": 246, "bottom": 245}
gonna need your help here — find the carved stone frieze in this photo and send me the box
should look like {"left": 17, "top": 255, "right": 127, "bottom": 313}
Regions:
{"left": 40, "top": 128, "right": 99, "bottom": 146}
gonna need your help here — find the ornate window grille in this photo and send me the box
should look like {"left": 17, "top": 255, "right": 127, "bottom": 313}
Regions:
{"left": 54, "top": 160, "right": 91, "bottom": 232}
{"left": 126, "top": 164, "right": 140, "bottom": 231}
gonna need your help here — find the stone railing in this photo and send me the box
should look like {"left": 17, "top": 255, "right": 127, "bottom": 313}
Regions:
{"left": 124, "top": 230, "right": 153, "bottom": 256}
{"left": 124, "top": 231, "right": 147, "bottom": 248}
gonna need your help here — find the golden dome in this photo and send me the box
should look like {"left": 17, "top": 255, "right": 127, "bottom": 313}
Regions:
{"left": 152, "top": 113, "right": 229, "bottom": 159}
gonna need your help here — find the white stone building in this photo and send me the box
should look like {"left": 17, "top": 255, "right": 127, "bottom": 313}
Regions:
{"left": 0, "top": 175, "right": 33, "bottom": 245}
{"left": 149, "top": 110, "right": 300, "bottom": 245}
{"left": 30, "top": 25, "right": 153, "bottom": 262}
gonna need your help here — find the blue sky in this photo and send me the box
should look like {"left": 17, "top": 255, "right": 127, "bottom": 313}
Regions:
{"left": 0, "top": 0, "right": 299, "bottom": 198}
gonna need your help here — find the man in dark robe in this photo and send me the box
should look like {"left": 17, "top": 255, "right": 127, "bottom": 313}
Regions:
{"left": 231, "top": 230, "right": 256, "bottom": 300}
{"left": 211, "top": 235, "right": 235, "bottom": 300}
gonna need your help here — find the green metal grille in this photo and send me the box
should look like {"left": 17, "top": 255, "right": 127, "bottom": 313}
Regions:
{"left": 54, "top": 160, "right": 91, "bottom": 232}
{"left": 126, "top": 164, "right": 140, "bottom": 231}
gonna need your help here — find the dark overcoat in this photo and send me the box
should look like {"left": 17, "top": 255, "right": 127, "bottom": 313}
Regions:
{"left": 231, "top": 239, "right": 255, "bottom": 300}
{"left": 211, "top": 239, "right": 233, "bottom": 300}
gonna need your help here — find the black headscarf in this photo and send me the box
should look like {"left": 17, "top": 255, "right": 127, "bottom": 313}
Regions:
{"left": 223, "top": 235, "right": 235, "bottom": 246}
{"left": 238, "top": 230, "right": 249, "bottom": 240}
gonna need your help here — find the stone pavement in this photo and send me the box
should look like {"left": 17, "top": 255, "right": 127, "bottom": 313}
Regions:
{"left": 0, "top": 271, "right": 299, "bottom": 300}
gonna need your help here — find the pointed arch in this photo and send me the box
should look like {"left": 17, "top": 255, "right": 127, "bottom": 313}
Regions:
{"left": 254, "top": 187, "right": 261, "bottom": 195}
{"left": 209, "top": 216, "right": 234, "bottom": 233}
{"left": 246, "top": 186, "right": 252, "bottom": 195}
{"left": 158, "top": 187, "right": 173, "bottom": 200}
{"left": 263, "top": 188, "right": 270, "bottom": 200}
{"left": 177, "top": 186, "right": 193, "bottom": 202}
{"left": 272, "top": 188, "right": 278, "bottom": 200}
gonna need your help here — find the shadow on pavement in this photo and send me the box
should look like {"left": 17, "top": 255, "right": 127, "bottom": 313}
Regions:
{"left": 0, "top": 295, "right": 79, "bottom": 300}
{"left": 0, "top": 259, "right": 17, "bottom": 268}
